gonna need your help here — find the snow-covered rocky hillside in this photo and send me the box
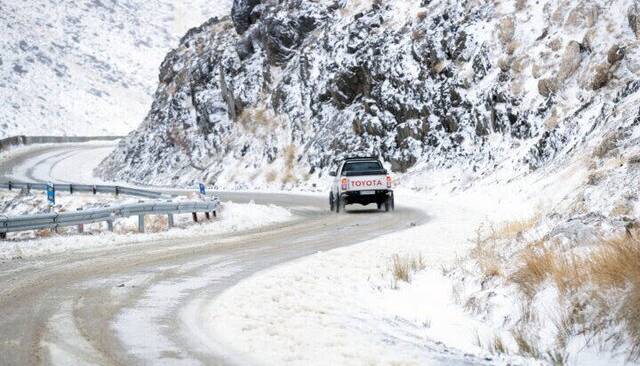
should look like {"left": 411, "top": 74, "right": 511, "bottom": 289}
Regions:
{"left": 0, "top": 0, "right": 232, "bottom": 138}
{"left": 95, "top": 1, "right": 640, "bottom": 362}
{"left": 98, "top": 0, "right": 640, "bottom": 190}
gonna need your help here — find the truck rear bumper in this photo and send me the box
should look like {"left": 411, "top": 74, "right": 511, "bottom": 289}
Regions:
{"left": 341, "top": 190, "right": 393, "bottom": 206}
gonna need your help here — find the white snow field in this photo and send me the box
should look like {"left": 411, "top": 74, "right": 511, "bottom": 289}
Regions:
{"left": 0, "top": 0, "right": 233, "bottom": 138}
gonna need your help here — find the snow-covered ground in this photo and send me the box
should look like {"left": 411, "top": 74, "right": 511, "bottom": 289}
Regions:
{"left": 196, "top": 149, "right": 635, "bottom": 365}
{"left": 0, "top": 0, "right": 233, "bottom": 138}
{"left": 0, "top": 198, "right": 292, "bottom": 260}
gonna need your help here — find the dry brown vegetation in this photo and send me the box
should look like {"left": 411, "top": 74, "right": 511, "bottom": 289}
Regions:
{"left": 281, "top": 144, "right": 298, "bottom": 185}
{"left": 470, "top": 214, "right": 541, "bottom": 281}
{"left": 391, "top": 253, "right": 426, "bottom": 286}
{"left": 469, "top": 210, "right": 640, "bottom": 361}
{"left": 237, "top": 107, "right": 278, "bottom": 134}
{"left": 520, "top": 232, "right": 640, "bottom": 360}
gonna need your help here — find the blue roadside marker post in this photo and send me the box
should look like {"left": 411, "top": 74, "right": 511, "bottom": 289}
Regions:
{"left": 198, "top": 183, "right": 214, "bottom": 221}
{"left": 46, "top": 182, "right": 56, "bottom": 232}
{"left": 46, "top": 182, "right": 56, "bottom": 209}
{"left": 192, "top": 183, "right": 207, "bottom": 223}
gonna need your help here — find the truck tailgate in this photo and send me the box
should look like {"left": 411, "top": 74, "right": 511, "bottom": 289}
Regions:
{"left": 343, "top": 175, "right": 389, "bottom": 191}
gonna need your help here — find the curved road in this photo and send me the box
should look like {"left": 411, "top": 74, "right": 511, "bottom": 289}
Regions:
{"left": 0, "top": 144, "right": 427, "bottom": 365}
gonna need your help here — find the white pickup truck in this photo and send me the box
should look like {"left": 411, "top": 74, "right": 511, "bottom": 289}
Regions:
{"left": 329, "top": 157, "right": 395, "bottom": 213}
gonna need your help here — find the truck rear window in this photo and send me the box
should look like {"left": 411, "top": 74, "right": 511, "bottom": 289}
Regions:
{"left": 343, "top": 161, "right": 383, "bottom": 173}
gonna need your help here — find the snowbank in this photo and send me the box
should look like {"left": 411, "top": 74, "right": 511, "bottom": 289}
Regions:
{"left": 199, "top": 187, "right": 530, "bottom": 365}
{"left": 199, "top": 145, "right": 631, "bottom": 365}
{"left": 0, "top": 201, "right": 292, "bottom": 260}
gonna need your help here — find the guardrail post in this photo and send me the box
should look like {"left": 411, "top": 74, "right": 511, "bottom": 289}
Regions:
{"left": 77, "top": 208, "right": 84, "bottom": 234}
{"left": 0, "top": 232, "right": 6, "bottom": 240}
{"left": 205, "top": 212, "right": 211, "bottom": 220}
{"left": 213, "top": 211, "right": 217, "bottom": 218}
{"left": 138, "top": 215, "right": 145, "bottom": 233}
{"left": 107, "top": 220, "right": 114, "bottom": 232}
{"left": 8, "top": 181, "right": 12, "bottom": 191}
{"left": 192, "top": 212, "right": 198, "bottom": 223}
{"left": 69, "top": 184, "right": 74, "bottom": 194}
{"left": 92, "top": 185, "right": 97, "bottom": 195}
{"left": 168, "top": 214, "right": 174, "bottom": 228}
{"left": 115, "top": 186, "right": 120, "bottom": 196}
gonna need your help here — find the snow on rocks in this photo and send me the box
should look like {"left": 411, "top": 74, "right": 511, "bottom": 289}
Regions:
{"left": 99, "top": 0, "right": 640, "bottom": 194}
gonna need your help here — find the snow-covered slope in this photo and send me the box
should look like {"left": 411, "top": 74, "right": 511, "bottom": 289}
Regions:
{"left": 98, "top": 0, "right": 640, "bottom": 190}
{"left": 0, "top": 0, "right": 232, "bottom": 138}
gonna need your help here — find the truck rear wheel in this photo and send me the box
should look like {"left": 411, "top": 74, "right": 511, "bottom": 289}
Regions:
{"left": 336, "top": 195, "right": 345, "bottom": 213}
{"left": 329, "top": 193, "right": 335, "bottom": 212}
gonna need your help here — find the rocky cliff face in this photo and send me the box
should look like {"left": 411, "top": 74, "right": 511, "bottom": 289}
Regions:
{"left": 98, "top": 0, "right": 640, "bottom": 189}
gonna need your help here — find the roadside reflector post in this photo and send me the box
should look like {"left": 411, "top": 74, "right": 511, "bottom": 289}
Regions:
{"left": 92, "top": 185, "right": 97, "bottom": 195}
{"left": 115, "top": 186, "right": 120, "bottom": 196}
{"left": 192, "top": 212, "right": 198, "bottom": 223}
{"left": 205, "top": 212, "right": 211, "bottom": 220}
{"left": 138, "top": 215, "right": 145, "bottom": 233}
{"left": 213, "top": 211, "right": 217, "bottom": 218}
{"left": 26, "top": 183, "right": 31, "bottom": 194}
{"left": 168, "top": 214, "right": 174, "bottom": 228}
{"left": 8, "top": 181, "right": 12, "bottom": 191}
{"left": 0, "top": 232, "right": 6, "bottom": 240}
{"left": 107, "top": 220, "right": 114, "bottom": 232}
{"left": 69, "top": 184, "right": 74, "bottom": 194}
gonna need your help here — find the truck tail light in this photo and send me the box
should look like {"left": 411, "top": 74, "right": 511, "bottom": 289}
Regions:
{"left": 386, "top": 175, "right": 392, "bottom": 188}
{"left": 341, "top": 178, "right": 349, "bottom": 190}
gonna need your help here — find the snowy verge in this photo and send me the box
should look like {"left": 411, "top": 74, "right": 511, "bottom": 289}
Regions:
{"left": 0, "top": 201, "right": 292, "bottom": 260}
{"left": 199, "top": 190, "right": 532, "bottom": 365}
{"left": 198, "top": 155, "right": 599, "bottom": 366}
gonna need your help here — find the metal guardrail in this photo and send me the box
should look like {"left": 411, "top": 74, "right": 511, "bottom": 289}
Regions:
{"left": 0, "top": 181, "right": 219, "bottom": 238}
{"left": 0, "top": 181, "right": 167, "bottom": 199}
{"left": 0, "top": 135, "right": 123, "bottom": 151}
{"left": 0, "top": 200, "right": 220, "bottom": 236}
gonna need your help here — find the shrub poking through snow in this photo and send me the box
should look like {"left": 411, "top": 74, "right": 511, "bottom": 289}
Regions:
{"left": 390, "top": 253, "right": 426, "bottom": 287}
{"left": 461, "top": 209, "right": 640, "bottom": 363}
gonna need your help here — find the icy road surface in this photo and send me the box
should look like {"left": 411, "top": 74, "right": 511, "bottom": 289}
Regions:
{"left": 0, "top": 144, "right": 430, "bottom": 365}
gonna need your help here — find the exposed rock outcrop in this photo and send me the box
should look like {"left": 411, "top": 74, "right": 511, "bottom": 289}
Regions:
{"left": 98, "top": 0, "right": 640, "bottom": 188}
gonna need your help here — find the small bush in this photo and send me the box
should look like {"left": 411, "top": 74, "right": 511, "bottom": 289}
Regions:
{"left": 391, "top": 253, "right": 426, "bottom": 285}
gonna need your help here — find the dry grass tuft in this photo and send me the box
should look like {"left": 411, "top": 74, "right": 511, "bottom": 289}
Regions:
{"left": 391, "top": 253, "right": 426, "bottom": 285}
{"left": 469, "top": 214, "right": 542, "bottom": 281}
{"left": 237, "top": 107, "right": 278, "bottom": 134}
{"left": 146, "top": 215, "right": 169, "bottom": 233}
{"left": 265, "top": 169, "right": 277, "bottom": 183}
{"left": 470, "top": 231, "right": 504, "bottom": 279}
{"left": 281, "top": 144, "right": 298, "bottom": 185}
{"left": 512, "top": 328, "right": 541, "bottom": 358}
{"left": 510, "top": 245, "right": 557, "bottom": 299}
{"left": 489, "top": 214, "right": 541, "bottom": 242}
{"left": 490, "top": 335, "right": 508, "bottom": 355}
{"left": 510, "top": 231, "right": 640, "bottom": 360}
{"left": 476, "top": 333, "right": 510, "bottom": 355}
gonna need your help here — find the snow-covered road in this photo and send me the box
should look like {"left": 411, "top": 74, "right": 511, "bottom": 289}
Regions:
{"left": 0, "top": 144, "right": 428, "bottom": 365}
